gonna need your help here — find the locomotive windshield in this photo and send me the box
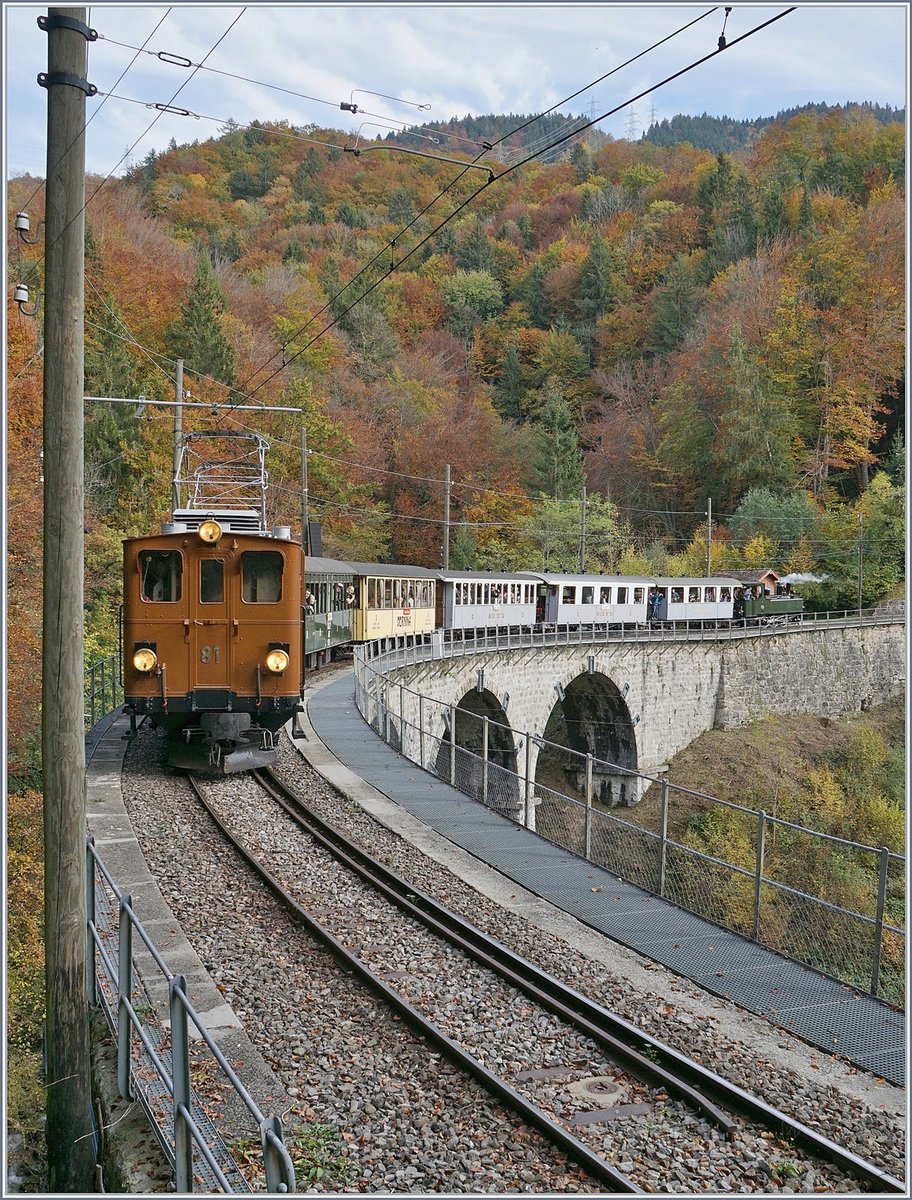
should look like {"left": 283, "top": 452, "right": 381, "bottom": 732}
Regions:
{"left": 140, "top": 550, "right": 182, "bottom": 602}
{"left": 242, "top": 551, "right": 283, "bottom": 602}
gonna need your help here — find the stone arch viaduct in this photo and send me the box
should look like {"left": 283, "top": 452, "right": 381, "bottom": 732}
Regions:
{"left": 358, "top": 619, "right": 905, "bottom": 810}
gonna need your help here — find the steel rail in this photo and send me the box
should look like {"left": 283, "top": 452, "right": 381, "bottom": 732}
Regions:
{"left": 185, "top": 772, "right": 642, "bottom": 1194}
{"left": 254, "top": 767, "right": 905, "bottom": 1195}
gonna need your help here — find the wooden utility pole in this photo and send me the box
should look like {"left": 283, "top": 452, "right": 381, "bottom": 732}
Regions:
{"left": 706, "top": 497, "right": 713, "bottom": 577}
{"left": 41, "top": 6, "right": 96, "bottom": 1190}
{"left": 579, "top": 484, "right": 587, "bottom": 572}
{"left": 442, "top": 463, "right": 451, "bottom": 569}
{"left": 301, "top": 425, "right": 309, "bottom": 553}
{"left": 171, "top": 357, "right": 184, "bottom": 513}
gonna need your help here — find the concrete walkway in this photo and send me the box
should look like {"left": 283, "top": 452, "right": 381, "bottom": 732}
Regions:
{"left": 300, "top": 673, "right": 905, "bottom": 1089}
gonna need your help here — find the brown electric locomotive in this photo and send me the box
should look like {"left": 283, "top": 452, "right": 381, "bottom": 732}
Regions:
{"left": 122, "top": 432, "right": 305, "bottom": 772}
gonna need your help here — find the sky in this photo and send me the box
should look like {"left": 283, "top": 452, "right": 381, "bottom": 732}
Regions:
{"left": 2, "top": 2, "right": 908, "bottom": 182}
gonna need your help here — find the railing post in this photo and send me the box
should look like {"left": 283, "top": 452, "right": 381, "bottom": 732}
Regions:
{"left": 260, "top": 1115, "right": 295, "bottom": 1194}
{"left": 524, "top": 734, "right": 533, "bottom": 828}
{"left": 383, "top": 684, "right": 390, "bottom": 743}
{"left": 449, "top": 703, "right": 456, "bottom": 785}
{"left": 584, "top": 753, "right": 593, "bottom": 860}
{"left": 871, "top": 846, "right": 890, "bottom": 997}
{"left": 170, "top": 975, "right": 194, "bottom": 1193}
{"left": 482, "top": 717, "right": 489, "bottom": 806}
{"left": 658, "top": 781, "right": 669, "bottom": 897}
{"left": 399, "top": 682, "right": 405, "bottom": 754}
{"left": 101, "top": 657, "right": 107, "bottom": 717}
{"left": 117, "top": 894, "right": 133, "bottom": 1100}
{"left": 86, "top": 838, "right": 97, "bottom": 1006}
{"left": 753, "top": 811, "right": 766, "bottom": 942}
{"left": 419, "top": 694, "right": 425, "bottom": 770}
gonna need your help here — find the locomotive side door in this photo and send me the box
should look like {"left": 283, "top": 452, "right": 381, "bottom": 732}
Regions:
{"left": 189, "top": 553, "right": 231, "bottom": 697}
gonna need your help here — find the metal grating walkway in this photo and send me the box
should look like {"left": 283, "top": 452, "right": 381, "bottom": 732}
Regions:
{"left": 307, "top": 675, "right": 905, "bottom": 1088}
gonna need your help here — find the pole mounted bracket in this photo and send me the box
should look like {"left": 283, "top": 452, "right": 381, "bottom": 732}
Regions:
{"left": 37, "top": 13, "right": 98, "bottom": 40}
{"left": 38, "top": 71, "right": 98, "bottom": 96}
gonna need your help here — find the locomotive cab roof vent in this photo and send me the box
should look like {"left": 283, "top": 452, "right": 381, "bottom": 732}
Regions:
{"left": 173, "top": 508, "right": 265, "bottom": 534}
{"left": 272, "top": 525, "right": 292, "bottom": 540}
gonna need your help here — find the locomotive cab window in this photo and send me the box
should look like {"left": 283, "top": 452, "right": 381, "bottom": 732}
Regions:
{"left": 242, "top": 551, "right": 283, "bottom": 602}
{"left": 200, "top": 560, "right": 224, "bottom": 603}
{"left": 140, "top": 550, "right": 182, "bottom": 602}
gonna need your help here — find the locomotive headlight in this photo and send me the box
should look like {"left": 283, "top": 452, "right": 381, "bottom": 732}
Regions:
{"left": 265, "top": 648, "right": 289, "bottom": 674}
{"left": 132, "top": 647, "right": 158, "bottom": 673}
{"left": 198, "top": 519, "right": 222, "bottom": 544}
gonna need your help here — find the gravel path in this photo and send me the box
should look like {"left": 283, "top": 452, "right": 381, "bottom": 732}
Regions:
{"left": 121, "top": 720, "right": 905, "bottom": 1193}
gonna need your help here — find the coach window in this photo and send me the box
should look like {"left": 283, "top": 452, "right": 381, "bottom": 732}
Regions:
{"left": 242, "top": 551, "right": 283, "bottom": 602}
{"left": 704, "top": 586, "right": 716, "bottom": 602}
{"left": 599, "top": 587, "right": 611, "bottom": 603}
{"left": 689, "top": 586, "right": 701, "bottom": 602}
{"left": 617, "top": 587, "right": 628, "bottom": 604}
{"left": 140, "top": 550, "right": 182, "bottom": 602}
{"left": 633, "top": 587, "right": 645, "bottom": 603}
{"left": 562, "top": 585, "right": 575, "bottom": 604}
{"left": 200, "top": 559, "right": 224, "bottom": 604}
{"left": 670, "top": 587, "right": 684, "bottom": 604}
{"left": 582, "top": 586, "right": 594, "bottom": 604}
{"left": 720, "top": 586, "right": 732, "bottom": 602}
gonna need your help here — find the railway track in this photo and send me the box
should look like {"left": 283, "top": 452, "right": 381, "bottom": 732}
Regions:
{"left": 185, "top": 767, "right": 904, "bottom": 1195}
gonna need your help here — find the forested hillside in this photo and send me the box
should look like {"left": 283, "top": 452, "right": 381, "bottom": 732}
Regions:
{"left": 643, "top": 101, "right": 905, "bottom": 152}
{"left": 7, "top": 102, "right": 905, "bottom": 779}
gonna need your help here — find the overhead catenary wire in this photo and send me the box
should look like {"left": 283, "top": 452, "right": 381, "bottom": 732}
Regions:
{"left": 19, "top": 8, "right": 248, "bottom": 286}
{"left": 223, "top": 5, "right": 727, "bottom": 401}
{"left": 16, "top": 7, "right": 174, "bottom": 217}
{"left": 235, "top": 6, "right": 797, "bottom": 410}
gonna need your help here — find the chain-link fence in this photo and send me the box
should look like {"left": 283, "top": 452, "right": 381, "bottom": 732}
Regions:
{"left": 354, "top": 641, "right": 905, "bottom": 1005}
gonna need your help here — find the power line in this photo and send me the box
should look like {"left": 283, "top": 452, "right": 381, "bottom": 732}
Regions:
{"left": 223, "top": 8, "right": 726, "bottom": 405}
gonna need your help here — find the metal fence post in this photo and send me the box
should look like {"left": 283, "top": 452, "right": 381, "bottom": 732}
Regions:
{"left": 383, "top": 684, "right": 390, "bottom": 743}
{"left": 86, "top": 838, "right": 97, "bottom": 1006}
{"left": 871, "top": 846, "right": 890, "bottom": 997}
{"left": 482, "top": 717, "right": 489, "bottom": 806}
{"left": 118, "top": 894, "right": 133, "bottom": 1100}
{"left": 753, "top": 811, "right": 766, "bottom": 942}
{"left": 658, "top": 781, "right": 669, "bottom": 898}
{"left": 585, "top": 754, "right": 593, "bottom": 860}
{"left": 524, "top": 735, "right": 533, "bottom": 828}
{"left": 419, "top": 694, "right": 425, "bottom": 770}
{"left": 449, "top": 703, "right": 456, "bottom": 785}
{"left": 260, "top": 1115, "right": 295, "bottom": 1194}
{"left": 170, "top": 975, "right": 194, "bottom": 1193}
{"left": 399, "top": 682, "right": 405, "bottom": 754}
{"left": 101, "top": 657, "right": 107, "bottom": 717}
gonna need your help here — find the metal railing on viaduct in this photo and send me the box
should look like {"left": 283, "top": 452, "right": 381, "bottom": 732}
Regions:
{"left": 351, "top": 611, "right": 906, "bottom": 1006}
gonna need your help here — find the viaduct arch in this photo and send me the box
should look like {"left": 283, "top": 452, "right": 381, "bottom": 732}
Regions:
{"left": 374, "top": 621, "right": 904, "bottom": 821}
